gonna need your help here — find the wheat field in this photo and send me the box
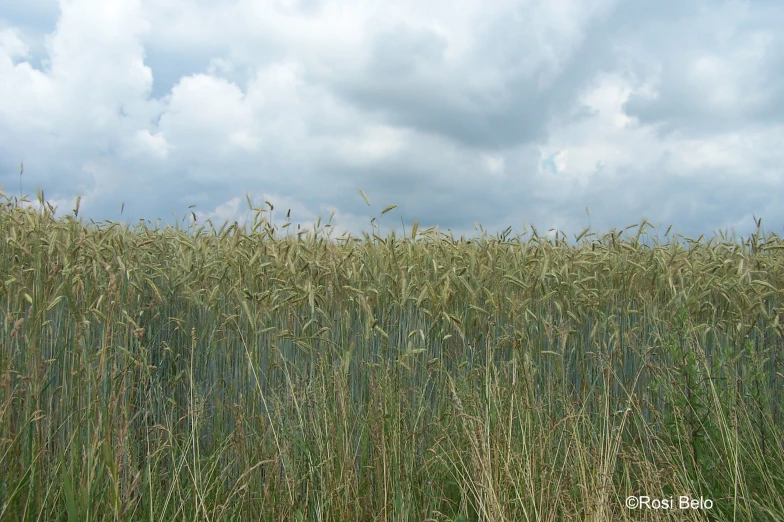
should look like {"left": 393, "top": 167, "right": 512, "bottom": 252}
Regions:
{"left": 1, "top": 189, "right": 783, "bottom": 521}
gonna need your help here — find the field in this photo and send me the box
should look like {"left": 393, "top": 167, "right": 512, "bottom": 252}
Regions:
{"left": 1, "top": 190, "right": 783, "bottom": 521}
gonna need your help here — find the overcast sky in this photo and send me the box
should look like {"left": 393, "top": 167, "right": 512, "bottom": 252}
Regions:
{"left": 1, "top": 0, "right": 782, "bottom": 243}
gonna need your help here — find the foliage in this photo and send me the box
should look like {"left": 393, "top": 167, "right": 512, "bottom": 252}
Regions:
{"left": 1, "top": 190, "right": 783, "bottom": 521}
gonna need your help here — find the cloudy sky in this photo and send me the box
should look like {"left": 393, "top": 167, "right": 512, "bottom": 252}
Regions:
{"left": 1, "top": 0, "right": 782, "bottom": 243}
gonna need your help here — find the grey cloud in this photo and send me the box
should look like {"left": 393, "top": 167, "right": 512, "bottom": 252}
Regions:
{"left": 319, "top": 2, "right": 627, "bottom": 151}
{"left": 614, "top": 0, "right": 784, "bottom": 135}
{"left": 324, "top": 27, "right": 554, "bottom": 149}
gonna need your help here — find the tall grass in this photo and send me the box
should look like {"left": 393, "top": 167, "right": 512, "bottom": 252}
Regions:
{"left": 1, "top": 188, "right": 783, "bottom": 521}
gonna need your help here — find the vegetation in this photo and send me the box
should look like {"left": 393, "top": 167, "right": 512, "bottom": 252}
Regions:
{"left": 1, "top": 188, "right": 783, "bottom": 521}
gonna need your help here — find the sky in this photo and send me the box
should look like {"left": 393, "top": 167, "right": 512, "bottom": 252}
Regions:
{"left": 1, "top": 0, "right": 783, "bottom": 244}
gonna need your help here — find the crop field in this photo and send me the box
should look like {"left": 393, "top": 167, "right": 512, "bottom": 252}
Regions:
{"left": 1, "top": 189, "right": 783, "bottom": 521}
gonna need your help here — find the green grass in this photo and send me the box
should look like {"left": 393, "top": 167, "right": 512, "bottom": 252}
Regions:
{"left": 0, "top": 188, "right": 783, "bottom": 521}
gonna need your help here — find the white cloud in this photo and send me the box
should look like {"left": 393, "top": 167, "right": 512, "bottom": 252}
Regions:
{"left": 158, "top": 73, "right": 259, "bottom": 158}
{"left": 481, "top": 153, "right": 506, "bottom": 177}
{"left": 327, "top": 125, "right": 409, "bottom": 167}
{"left": 125, "top": 129, "right": 170, "bottom": 160}
{"left": 0, "top": 28, "right": 28, "bottom": 61}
